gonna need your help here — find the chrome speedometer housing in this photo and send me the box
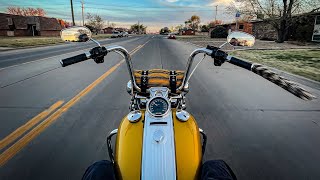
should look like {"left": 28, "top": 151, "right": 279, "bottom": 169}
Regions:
{"left": 147, "top": 97, "right": 170, "bottom": 117}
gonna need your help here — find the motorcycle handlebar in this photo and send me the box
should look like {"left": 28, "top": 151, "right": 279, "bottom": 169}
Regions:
{"left": 178, "top": 48, "right": 213, "bottom": 91}
{"left": 226, "top": 56, "right": 252, "bottom": 70}
{"left": 60, "top": 53, "right": 90, "bottom": 67}
{"left": 60, "top": 45, "right": 221, "bottom": 93}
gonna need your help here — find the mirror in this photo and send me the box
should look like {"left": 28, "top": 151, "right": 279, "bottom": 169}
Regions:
{"left": 227, "top": 31, "right": 255, "bottom": 47}
{"left": 60, "top": 26, "right": 92, "bottom": 42}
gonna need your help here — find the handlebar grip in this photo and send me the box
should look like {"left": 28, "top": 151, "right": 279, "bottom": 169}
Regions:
{"left": 60, "top": 53, "right": 89, "bottom": 67}
{"left": 228, "top": 56, "right": 252, "bottom": 70}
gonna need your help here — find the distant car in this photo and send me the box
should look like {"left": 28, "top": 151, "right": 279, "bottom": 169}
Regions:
{"left": 121, "top": 32, "right": 129, "bottom": 37}
{"left": 111, "top": 31, "right": 121, "bottom": 38}
{"left": 168, "top": 34, "right": 176, "bottom": 39}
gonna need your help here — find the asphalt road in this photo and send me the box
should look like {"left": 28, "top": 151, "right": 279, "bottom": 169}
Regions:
{"left": 0, "top": 35, "right": 320, "bottom": 180}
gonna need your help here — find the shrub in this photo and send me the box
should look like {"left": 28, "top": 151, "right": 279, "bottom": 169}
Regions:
{"left": 210, "top": 26, "right": 228, "bottom": 38}
{"left": 295, "top": 24, "right": 314, "bottom": 42}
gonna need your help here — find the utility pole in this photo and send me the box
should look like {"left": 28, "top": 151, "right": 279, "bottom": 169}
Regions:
{"left": 214, "top": 5, "right": 218, "bottom": 21}
{"left": 70, "top": 0, "right": 75, "bottom": 26}
{"left": 81, "top": 0, "right": 85, "bottom": 26}
{"left": 138, "top": 21, "right": 140, "bottom": 34}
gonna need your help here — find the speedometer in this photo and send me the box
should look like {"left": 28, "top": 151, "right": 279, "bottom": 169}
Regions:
{"left": 148, "top": 97, "right": 169, "bottom": 116}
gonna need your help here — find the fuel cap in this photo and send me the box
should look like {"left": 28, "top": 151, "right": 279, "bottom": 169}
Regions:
{"left": 176, "top": 110, "right": 190, "bottom": 122}
{"left": 127, "top": 110, "right": 142, "bottom": 123}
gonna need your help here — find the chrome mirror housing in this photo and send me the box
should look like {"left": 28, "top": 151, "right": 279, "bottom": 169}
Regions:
{"left": 60, "top": 26, "right": 92, "bottom": 42}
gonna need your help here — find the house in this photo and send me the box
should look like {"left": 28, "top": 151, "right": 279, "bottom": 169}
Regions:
{"left": 252, "top": 12, "right": 320, "bottom": 41}
{"left": 103, "top": 27, "right": 114, "bottom": 34}
{"left": 209, "top": 11, "right": 320, "bottom": 42}
{"left": 221, "top": 21, "right": 253, "bottom": 34}
{"left": 179, "top": 28, "right": 195, "bottom": 35}
{"left": 0, "top": 13, "right": 63, "bottom": 37}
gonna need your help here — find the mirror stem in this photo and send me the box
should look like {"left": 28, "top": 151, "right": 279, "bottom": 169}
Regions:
{"left": 90, "top": 38, "right": 101, "bottom": 47}
{"left": 219, "top": 42, "right": 228, "bottom": 48}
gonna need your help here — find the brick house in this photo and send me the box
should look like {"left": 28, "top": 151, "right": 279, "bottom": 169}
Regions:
{"left": 0, "top": 13, "right": 63, "bottom": 37}
{"left": 103, "top": 27, "right": 114, "bottom": 34}
{"left": 221, "top": 22, "right": 253, "bottom": 34}
{"left": 251, "top": 12, "right": 320, "bottom": 41}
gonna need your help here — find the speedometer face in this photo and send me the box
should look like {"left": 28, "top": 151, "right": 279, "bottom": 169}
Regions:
{"left": 148, "top": 97, "right": 169, "bottom": 116}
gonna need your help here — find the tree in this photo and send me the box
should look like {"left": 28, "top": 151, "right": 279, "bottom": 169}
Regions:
{"left": 86, "top": 13, "right": 104, "bottom": 33}
{"left": 7, "top": 7, "right": 46, "bottom": 16}
{"left": 85, "top": 25, "right": 95, "bottom": 32}
{"left": 175, "top": 24, "right": 184, "bottom": 31}
{"left": 57, "top": 19, "right": 71, "bottom": 28}
{"left": 227, "top": 0, "right": 320, "bottom": 43}
{"left": 130, "top": 24, "right": 147, "bottom": 34}
{"left": 159, "top": 27, "right": 171, "bottom": 34}
{"left": 200, "top": 25, "right": 209, "bottom": 32}
{"left": 110, "top": 23, "right": 116, "bottom": 28}
{"left": 187, "top": 15, "right": 201, "bottom": 31}
{"left": 210, "top": 26, "right": 228, "bottom": 38}
{"left": 184, "top": 20, "right": 191, "bottom": 28}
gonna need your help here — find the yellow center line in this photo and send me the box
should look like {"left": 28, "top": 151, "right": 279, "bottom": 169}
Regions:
{"left": 0, "top": 101, "right": 64, "bottom": 150}
{"left": 0, "top": 41, "right": 149, "bottom": 167}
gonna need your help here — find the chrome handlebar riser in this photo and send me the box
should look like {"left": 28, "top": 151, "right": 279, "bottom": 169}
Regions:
{"left": 106, "top": 45, "right": 141, "bottom": 92}
{"left": 178, "top": 48, "right": 213, "bottom": 91}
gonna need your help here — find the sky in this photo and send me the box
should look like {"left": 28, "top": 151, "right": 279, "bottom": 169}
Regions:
{"left": 0, "top": 0, "right": 236, "bottom": 32}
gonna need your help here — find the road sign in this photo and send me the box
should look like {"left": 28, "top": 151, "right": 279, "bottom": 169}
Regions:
{"left": 236, "top": 11, "right": 241, "bottom": 18}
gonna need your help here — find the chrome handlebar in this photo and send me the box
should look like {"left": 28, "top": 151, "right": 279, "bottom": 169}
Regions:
{"left": 106, "top": 45, "right": 213, "bottom": 93}
{"left": 106, "top": 45, "right": 141, "bottom": 92}
{"left": 178, "top": 48, "right": 213, "bottom": 91}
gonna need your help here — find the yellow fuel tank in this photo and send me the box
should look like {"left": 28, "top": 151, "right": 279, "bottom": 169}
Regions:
{"left": 114, "top": 109, "right": 202, "bottom": 180}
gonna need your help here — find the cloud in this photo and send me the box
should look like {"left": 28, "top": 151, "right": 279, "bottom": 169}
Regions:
{"left": 208, "top": 0, "right": 235, "bottom": 6}
{"left": 165, "top": 0, "right": 179, "bottom": 2}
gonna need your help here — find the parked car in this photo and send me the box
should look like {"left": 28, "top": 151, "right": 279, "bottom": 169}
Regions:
{"left": 122, "top": 32, "right": 129, "bottom": 37}
{"left": 111, "top": 31, "right": 121, "bottom": 38}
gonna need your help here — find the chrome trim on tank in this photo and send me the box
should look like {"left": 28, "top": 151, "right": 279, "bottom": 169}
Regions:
{"left": 141, "top": 87, "right": 176, "bottom": 180}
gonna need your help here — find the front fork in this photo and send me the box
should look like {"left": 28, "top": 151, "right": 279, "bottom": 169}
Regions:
{"left": 106, "top": 128, "right": 207, "bottom": 162}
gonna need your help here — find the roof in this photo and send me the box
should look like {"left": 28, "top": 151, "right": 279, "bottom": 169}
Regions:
{"left": 0, "top": 13, "right": 62, "bottom": 31}
{"left": 38, "top": 16, "right": 62, "bottom": 31}
{"left": 103, "top": 27, "right": 114, "bottom": 30}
